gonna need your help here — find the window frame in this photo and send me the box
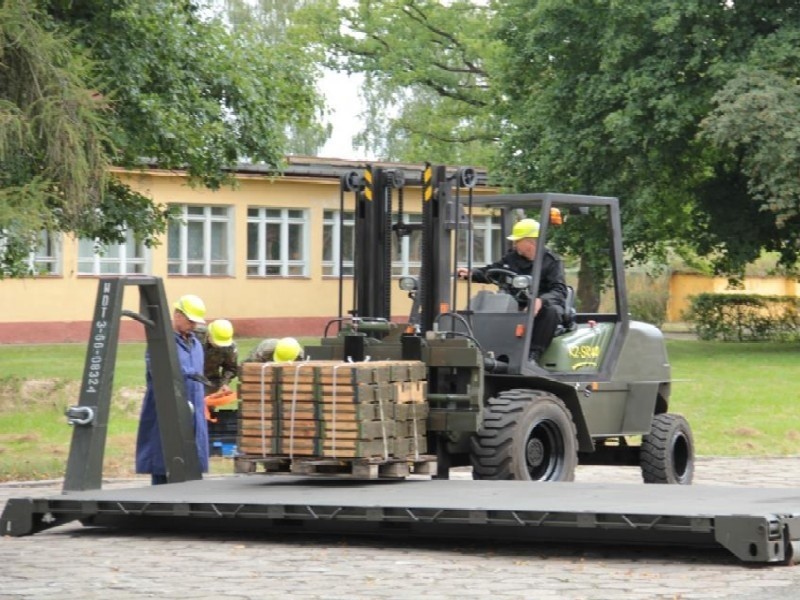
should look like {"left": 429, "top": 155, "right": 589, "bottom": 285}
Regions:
{"left": 322, "top": 209, "right": 355, "bottom": 277}
{"left": 246, "top": 207, "right": 309, "bottom": 277}
{"left": 168, "top": 204, "right": 233, "bottom": 276}
{"left": 77, "top": 228, "right": 148, "bottom": 276}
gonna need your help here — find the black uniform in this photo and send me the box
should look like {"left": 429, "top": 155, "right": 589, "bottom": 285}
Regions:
{"left": 469, "top": 247, "right": 568, "bottom": 361}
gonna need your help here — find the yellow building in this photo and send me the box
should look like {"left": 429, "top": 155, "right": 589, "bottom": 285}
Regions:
{"left": 0, "top": 157, "right": 499, "bottom": 343}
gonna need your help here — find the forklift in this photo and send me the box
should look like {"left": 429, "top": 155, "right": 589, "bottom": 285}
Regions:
{"left": 306, "top": 164, "right": 693, "bottom": 484}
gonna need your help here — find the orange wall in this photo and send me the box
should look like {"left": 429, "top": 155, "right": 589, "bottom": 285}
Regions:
{"left": 667, "top": 273, "right": 800, "bottom": 322}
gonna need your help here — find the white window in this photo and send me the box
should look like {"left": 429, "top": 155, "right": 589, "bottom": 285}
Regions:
{"left": 29, "top": 231, "right": 60, "bottom": 275}
{"left": 457, "top": 215, "right": 502, "bottom": 269}
{"left": 0, "top": 230, "right": 61, "bottom": 276}
{"left": 391, "top": 214, "right": 422, "bottom": 277}
{"left": 247, "top": 207, "right": 308, "bottom": 276}
{"left": 168, "top": 205, "right": 232, "bottom": 276}
{"left": 322, "top": 210, "right": 355, "bottom": 276}
{"left": 78, "top": 229, "right": 147, "bottom": 275}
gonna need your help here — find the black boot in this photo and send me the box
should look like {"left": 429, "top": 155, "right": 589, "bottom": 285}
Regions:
{"left": 529, "top": 347, "right": 544, "bottom": 364}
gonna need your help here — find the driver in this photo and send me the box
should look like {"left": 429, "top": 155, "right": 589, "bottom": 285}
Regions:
{"left": 456, "top": 218, "right": 568, "bottom": 364}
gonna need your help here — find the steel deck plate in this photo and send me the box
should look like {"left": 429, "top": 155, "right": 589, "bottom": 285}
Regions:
{"left": 36, "top": 476, "right": 800, "bottom": 515}
{"left": 5, "top": 476, "right": 800, "bottom": 564}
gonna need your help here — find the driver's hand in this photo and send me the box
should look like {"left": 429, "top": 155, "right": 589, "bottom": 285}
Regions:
{"left": 456, "top": 267, "right": 470, "bottom": 280}
{"left": 534, "top": 297, "right": 542, "bottom": 315}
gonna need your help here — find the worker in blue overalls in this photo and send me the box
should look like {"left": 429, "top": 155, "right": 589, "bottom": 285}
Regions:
{"left": 135, "top": 294, "right": 209, "bottom": 485}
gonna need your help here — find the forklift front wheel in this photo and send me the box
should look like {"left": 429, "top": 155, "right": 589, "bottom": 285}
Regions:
{"left": 471, "top": 390, "right": 578, "bottom": 482}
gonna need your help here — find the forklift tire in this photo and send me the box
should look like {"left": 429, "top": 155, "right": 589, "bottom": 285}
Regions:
{"left": 470, "top": 389, "right": 578, "bottom": 481}
{"left": 640, "top": 413, "right": 694, "bottom": 484}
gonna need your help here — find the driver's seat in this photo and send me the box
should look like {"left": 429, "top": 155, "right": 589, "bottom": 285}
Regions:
{"left": 554, "top": 286, "right": 577, "bottom": 336}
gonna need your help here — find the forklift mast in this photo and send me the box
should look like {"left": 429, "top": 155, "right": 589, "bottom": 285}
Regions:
{"left": 416, "top": 164, "right": 477, "bottom": 333}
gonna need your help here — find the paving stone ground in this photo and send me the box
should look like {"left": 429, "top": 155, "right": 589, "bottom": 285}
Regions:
{"left": 2, "top": 458, "right": 800, "bottom": 600}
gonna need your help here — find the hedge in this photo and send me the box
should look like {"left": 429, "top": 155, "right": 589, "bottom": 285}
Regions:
{"left": 683, "top": 293, "right": 800, "bottom": 341}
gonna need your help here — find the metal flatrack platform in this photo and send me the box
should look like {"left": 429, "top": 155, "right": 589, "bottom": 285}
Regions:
{"left": 4, "top": 476, "right": 800, "bottom": 565}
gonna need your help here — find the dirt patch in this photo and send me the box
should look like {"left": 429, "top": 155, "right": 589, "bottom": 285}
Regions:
{"left": 0, "top": 378, "right": 80, "bottom": 411}
{"left": 731, "top": 427, "right": 761, "bottom": 437}
{"left": 0, "top": 377, "right": 144, "bottom": 415}
{"left": 0, "top": 433, "right": 40, "bottom": 444}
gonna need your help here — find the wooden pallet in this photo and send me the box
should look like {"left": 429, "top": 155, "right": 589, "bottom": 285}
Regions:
{"left": 237, "top": 359, "right": 430, "bottom": 461}
{"left": 233, "top": 454, "right": 438, "bottom": 479}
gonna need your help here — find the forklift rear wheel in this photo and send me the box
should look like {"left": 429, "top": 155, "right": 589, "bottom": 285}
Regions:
{"left": 470, "top": 390, "right": 578, "bottom": 481}
{"left": 640, "top": 413, "right": 694, "bottom": 484}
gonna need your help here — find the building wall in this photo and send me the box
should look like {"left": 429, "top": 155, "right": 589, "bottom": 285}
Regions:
{"left": 0, "top": 166, "right": 412, "bottom": 343}
{"left": 667, "top": 273, "right": 800, "bottom": 323}
{"left": 2, "top": 164, "right": 480, "bottom": 343}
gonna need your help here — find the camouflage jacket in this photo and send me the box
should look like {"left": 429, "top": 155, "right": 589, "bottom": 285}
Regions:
{"left": 242, "top": 338, "right": 278, "bottom": 363}
{"left": 203, "top": 341, "right": 239, "bottom": 392}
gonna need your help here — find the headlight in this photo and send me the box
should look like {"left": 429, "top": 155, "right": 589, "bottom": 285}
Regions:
{"left": 399, "top": 276, "right": 418, "bottom": 292}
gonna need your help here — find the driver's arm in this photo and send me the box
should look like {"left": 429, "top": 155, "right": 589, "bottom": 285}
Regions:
{"left": 457, "top": 256, "right": 507, "bottom": 283}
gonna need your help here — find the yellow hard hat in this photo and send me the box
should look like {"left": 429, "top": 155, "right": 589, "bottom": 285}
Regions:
{"left": 207, "top": 319, "right": 234, "bottom": 347}
{"left": 174, "top": 294, "right": 206, "bottom": 324}
{"left": 273, "top": 337, "right": 303, "bottom": 363}
{"left": 506, "top": 218, "right": 540, "bottom": 241}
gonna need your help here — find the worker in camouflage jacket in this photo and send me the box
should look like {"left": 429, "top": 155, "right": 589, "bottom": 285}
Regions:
{"left": 196, "top": 319, "right": 239, "bottom": 393}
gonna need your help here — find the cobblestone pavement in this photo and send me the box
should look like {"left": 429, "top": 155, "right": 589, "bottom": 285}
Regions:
{"left": 2, "top": 458, "right": 800, "bottom": 600}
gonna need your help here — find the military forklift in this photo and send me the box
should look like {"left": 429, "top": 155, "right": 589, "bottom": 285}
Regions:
{"left": 305, "top": 164, "right": 694, "bottom": 484}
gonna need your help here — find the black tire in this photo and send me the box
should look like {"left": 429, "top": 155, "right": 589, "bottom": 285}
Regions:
{"left": 640, "top": 413, "right": 694, "bottom": 484}
{"left": 470, "top": 389, "right": 578, "bottom": 481}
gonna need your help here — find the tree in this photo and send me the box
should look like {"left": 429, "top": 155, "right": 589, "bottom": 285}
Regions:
{"left": 297, "top": 0, "right": 501, "bottom": 166}
{"left": 494, "top": 0, "right": 800, "bottom": 287}
{"left": 1, "top": 0, "right": 324, "bottom": 276}
{"left": 219, "top": 0, "right": 330, "bottom": 156}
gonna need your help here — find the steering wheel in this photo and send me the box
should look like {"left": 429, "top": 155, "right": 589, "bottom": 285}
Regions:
{"left": 484, "top": 267, "right": 531, "bottom": 306}
{"left": 484, "top": 267, "right": 519, "bottom": 288}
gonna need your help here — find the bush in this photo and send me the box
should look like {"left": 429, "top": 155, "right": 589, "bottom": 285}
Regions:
{"left": 626, "top": 272, "right": 669, "bottom": 327}
{"left": 684, "top": 293, "right": 800, "bottom": 341}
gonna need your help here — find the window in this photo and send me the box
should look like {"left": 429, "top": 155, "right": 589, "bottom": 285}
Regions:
{"left": 391, "top": 214, "right": 422, "bottom": 276}
{"left": 457, "top": 215, "right": 502, "bottom": 269}
{"left": 168, "top": 205, "right": 232, "bottom": 276}
{"left": 78, "top": 229, "right": 147, "bottom": 275}
{"left": 322, "top": 210, "right": 355, "bottom": 276}
{"left": 0, "top": 230, "right": 60, "bottom": 276}
{"left": 247, "top": 207, "right": 308, "bottom": 276}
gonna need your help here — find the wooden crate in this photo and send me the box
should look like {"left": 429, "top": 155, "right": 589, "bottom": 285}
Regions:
{"left": 237, "top": 359, "right": 429, "bottom": 463}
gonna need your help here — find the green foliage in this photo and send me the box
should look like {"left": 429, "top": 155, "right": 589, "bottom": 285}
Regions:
{"left": 684, "top": 293, "right": 800, "bottom": 342}
{"left": 626, "top": 271, "right": 669, "bottom": 328}
{"left": 1, "top": 0, "right": 325, "bottom": 277}
{"left": 220, "top": 0, "right": 330, "bottom": 156}
{"left": 297, "top": 0, "right": 500, "bottom": 165}
{"left": 493, "top": 0, "right": 800, "bottom": 277}
{"left": 0, "top": 0, "right": 110, "bottom": 276}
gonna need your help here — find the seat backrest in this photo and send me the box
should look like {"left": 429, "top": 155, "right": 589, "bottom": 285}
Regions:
{"left": 556, "top": 285, "right": 577, "bottom": 336}
{"left": 469, "top": 290, "right": 519, "bottom": 313}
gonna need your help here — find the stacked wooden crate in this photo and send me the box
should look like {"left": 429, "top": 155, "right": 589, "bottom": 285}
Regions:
{"left": 238, "top": 360, "right": 429, "bottom": 463}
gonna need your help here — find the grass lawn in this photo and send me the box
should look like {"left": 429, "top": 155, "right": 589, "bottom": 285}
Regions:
{"left": 1, "top": 338, "right": 798, "bottom": 481}
{"left": 666, "top": 340, "right": 800, "bottom": 456}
